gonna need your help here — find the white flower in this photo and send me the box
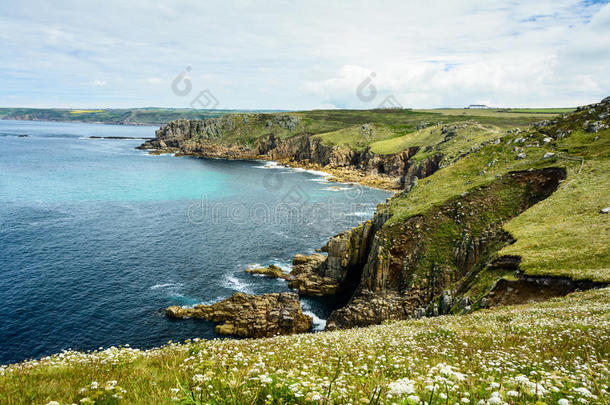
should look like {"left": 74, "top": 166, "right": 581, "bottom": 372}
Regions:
{"left": 46, "top": 402, "right": 60, "bottom": 405}
{"left": 574, "top": 387, "right": 592, "bottom": 397}
{"left": 558, "top": 399, "right": 569, "bottom": 405}
{"left": 259, "top": 374, "right": 273, "bottom": 384}
{"left": 406, "top": 394, "right": 420, "bottom": 404}
{"left": 506, "top": 390, "right": 519, "bottom": 397}
{"left": 388, "top": 378, "right": 416, "bottom": 395}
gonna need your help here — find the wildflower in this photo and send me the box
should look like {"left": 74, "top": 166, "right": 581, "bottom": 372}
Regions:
{"left": 406, "top": 394, "right": 420, "bottom": 404}
{"left": 558, "top": 400, "right": 569, "bottom": 405}
{"left": 506, "top": 390, "right": 518, "bottom": 397}
{"left": 259, "top": 374, "right": 273, "bottom": 384}
{"left": 46, "top": 402, "right": 60, "bottom": 405}
{"left": 573, "top": 387, "right": 592, "bottom": 397}
{"left": 388, "top": 378, "right": 416, "bottom": 395}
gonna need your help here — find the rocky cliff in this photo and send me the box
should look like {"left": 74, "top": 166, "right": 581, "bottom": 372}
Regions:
{"left": 325, "top": 167, "right": 568, "bottom": 329}
{"left": 138, "top": 117, "right": 439, "bottom": 189}
{"left": 150, "top": 97, "right": 609, "bottom": 335}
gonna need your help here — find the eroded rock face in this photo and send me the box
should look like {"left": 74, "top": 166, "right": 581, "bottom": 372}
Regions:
{"left": 166, "top": 292, "right": 312, "bottom": 338}
{"left": 139, "top": 119, "right": 427, "bottom": 190}
{"left": 273, "top": 214, "right": 388, "bottom": 297}
{"left": 326, "top": 168, "right": 567, "bottom": 330}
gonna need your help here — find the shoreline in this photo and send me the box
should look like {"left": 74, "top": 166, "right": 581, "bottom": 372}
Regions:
{"left": 143, "top": 146, "right": 395, "bottom": 338}
{"left": 147, "top": 147, "right": 401, "bottom": 192}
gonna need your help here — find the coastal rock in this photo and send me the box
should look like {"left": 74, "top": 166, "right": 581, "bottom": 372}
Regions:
{"left": 166, "top": 292, "right": 312, "bottom": 338}
{"left": 326, "top": 291, "right": 408, "bottom": 330}
{"left": 287, "top": 253, "right": 340, "bottom": 296}
{"left": 245, "top": 264, "right": 289, "bottom": 279}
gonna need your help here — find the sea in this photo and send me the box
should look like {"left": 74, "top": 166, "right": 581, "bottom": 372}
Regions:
{"left": 0, "top": 120, "right": 391, "bottom": 365}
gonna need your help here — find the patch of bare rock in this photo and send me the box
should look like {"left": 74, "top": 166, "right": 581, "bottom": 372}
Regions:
{"left": 166, "top": 292, "right": 312, "bottom": 338}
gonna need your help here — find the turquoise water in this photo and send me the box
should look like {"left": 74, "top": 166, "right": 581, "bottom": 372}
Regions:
{"left": 0, "top": 120, "right": 391, "bottom": 365}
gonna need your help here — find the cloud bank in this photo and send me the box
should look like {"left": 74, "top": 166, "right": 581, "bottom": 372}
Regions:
{"left": 0, "top": 0, "right": 608, "bottom": 109}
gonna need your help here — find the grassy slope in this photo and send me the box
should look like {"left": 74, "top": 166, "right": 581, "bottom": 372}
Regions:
{"left": 1, "top": 288, "right": 608, "bottom": 404}
{"left": 200, "top": 109, "right": 550, "bottom": 148}
{"left": 380, "top": 110, "right": 609, "bottom": 283}
{"left": 500, "top": 128, "right": 610, "bottom": 281}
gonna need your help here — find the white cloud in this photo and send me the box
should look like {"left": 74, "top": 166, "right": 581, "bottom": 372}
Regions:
{"left": 0, "top": 0, "right": 608, "bottom": 108}
{"left": 144, "top": 78, "right": 163, "bottom": 84}
{"left": 93, "top": 79, "right": 107, "bottom": 86}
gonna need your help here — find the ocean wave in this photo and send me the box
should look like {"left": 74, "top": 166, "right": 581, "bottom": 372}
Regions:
{"left": 324, "top": 186, "right": 350, "bottom": 191}
{"left": 149, "top": 282, "right": 183, "bottom": 290}
{"left": 269, "top": 260, "right": 292, "bottom": 272}
{"left": 254, "top": 161, "right": 286, "bottom": 170}
{"left": 223, "top": 274, "right": 253, "bottom": 294}
{"left": 346, "top": 211, "right": 373, "bottom": 217}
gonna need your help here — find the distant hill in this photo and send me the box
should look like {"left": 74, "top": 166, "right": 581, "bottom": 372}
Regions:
{"left": 0, "top": 107, "right": 283, "bottom": 126}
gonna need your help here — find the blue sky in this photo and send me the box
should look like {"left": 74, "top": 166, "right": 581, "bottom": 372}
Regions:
{"left": 0, "top": 0, "right": 609, "bottom": 109}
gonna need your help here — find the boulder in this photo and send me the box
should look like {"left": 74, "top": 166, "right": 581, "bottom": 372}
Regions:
{"left": 245, "top": 264, "right": 288, "bottom": 279}
{"left": 166, "top": 292, "right": 312, "bottom": 338}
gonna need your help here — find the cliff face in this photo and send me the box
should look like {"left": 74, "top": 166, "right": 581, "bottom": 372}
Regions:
{"left": 138, "top": 118, "right": 439, "bottom": 189}
{"left": 325, "top": 167, "right": 567, "bottom": 329}
{"left": 143, "top": 99, "right": 610, "bottom": 334}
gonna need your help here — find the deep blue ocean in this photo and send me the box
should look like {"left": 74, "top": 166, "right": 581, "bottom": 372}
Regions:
{"left": 0, "top": 120, "right": 390, "bottom": 365}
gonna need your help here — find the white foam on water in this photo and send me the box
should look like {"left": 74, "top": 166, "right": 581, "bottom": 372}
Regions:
{"left": 346, "top": 211, "right": 372, "bottom": 217}
{"left": 150, "top": 283, "right": 183, "bottom": 290}
{"left": 254, "top": 161, "right": 286, "bottom": 169}
{"left": 223, "top": 274, "right": 253, "bottom": 294}
{"left": 269, "top": 260, "right": 292, "bottom": 273}
{"left": 304, "top": 311, "right": 327, "bottom": 331}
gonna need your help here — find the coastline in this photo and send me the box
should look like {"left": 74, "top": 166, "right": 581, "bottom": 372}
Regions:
{"left": 142, "top": 146, "right": 396, "bottom": 337}
{"left": 147, "top": 147, "right": 401, "bottom": 192}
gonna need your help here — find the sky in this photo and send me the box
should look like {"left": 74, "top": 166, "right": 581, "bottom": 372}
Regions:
{"left": 0, "top": 0, "right": 609, "bottom": 109}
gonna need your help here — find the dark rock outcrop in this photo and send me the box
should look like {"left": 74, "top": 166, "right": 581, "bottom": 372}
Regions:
{"left": 166, "top": 292, "right": 312, "bottom": 338}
